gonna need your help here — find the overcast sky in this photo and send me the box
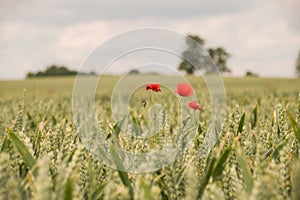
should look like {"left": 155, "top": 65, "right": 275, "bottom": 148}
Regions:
{"left": 0, "top": 0, "right": 299, "bottom": 79}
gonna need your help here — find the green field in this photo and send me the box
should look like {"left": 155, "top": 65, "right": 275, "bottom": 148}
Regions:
{"left": 1, "top": 76, "right": 299, "bottom": 97}
{"left": 0, "top": 76, "right": 300, "bottom": 199}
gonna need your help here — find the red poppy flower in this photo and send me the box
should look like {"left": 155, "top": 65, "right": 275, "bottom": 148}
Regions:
{"left": 175, "top": 82, "right": 193, "bottom": 97}
{"left": 188, "top": 101, "right": 202, "bottom": 111}
{"left": 146, "top": 83, "right": 161, "bottom": 92}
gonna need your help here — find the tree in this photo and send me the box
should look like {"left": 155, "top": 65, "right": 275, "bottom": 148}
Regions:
{"left": 296, "top": 51, "right": 300, "bottom": 77}
{"left": 45, "top": 65, "right": 77, "bottom": 76}
{"left": 186, "top": 34, "right": 205, "bottom": 47}
{"left": 128, "top": 69, "right": 140, "bottom": 75}
{"left": 208, "top": 47, "right": 231, "bottom": 73}
{"left": 245, "top": 71, "right": 259, "bottom": 77}
{"left": 26, "top": 72, "right": 34, "bottom": 78}
{"left": 178, "top": 34, "right": 231, "bottom": 74}
{"left": 178, "top": 34, "right": 205, "bottom": 74}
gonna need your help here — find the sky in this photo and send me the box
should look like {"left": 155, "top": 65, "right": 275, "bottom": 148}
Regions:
{"left": 0, "top": 0, "right": 299, "bottom": 79}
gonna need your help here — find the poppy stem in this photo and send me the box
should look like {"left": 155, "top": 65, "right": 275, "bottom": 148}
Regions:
{"left": 151, "top": 92, "right": 154, "bottom": 104}
{"left": 193, "top": 110, "right": 197, "bottom": 126}
{"left": 177, "top": 97, "right": 181, "bottom": 127}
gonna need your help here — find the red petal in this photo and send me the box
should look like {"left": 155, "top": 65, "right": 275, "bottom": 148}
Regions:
{"left": 176, "top": 83, "right": 193, "bottom": 97}
{"left": 188, "top": 101, "right": 202, "bottom": 110}
{"left": 146, "top": 83, "right": 161, "bottom": 92}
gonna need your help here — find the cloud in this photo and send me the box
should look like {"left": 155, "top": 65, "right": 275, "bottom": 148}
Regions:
{"left": 271, "top": 0, "right": 300, "bottom": 33}
{"left": 0, "top": 0, "right": 299, "bottom": 79}
{"left": 2, "top": 0, "right": 255, "bottom": 23}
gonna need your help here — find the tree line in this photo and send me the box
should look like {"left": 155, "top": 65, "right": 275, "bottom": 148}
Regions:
{"left": 26, "top": 65, "right": 96, "bottom": 78}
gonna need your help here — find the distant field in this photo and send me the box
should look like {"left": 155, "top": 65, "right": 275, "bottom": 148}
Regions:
{"left": 0, "top": 76, "right": 299, "bottom": 98}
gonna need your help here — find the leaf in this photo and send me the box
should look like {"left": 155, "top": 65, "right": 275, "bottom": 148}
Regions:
{"left": 131, "top": 115, "right": 142, "bottom": 136}
{"left": 271, "top": 140, "right": 287, "bottom": 160}
{"left": 175, "top": 167, "right": 185, "bottom": 185}
{"left": 1, "top": 136, "right": 10, "bottom": 152}
{"left": 91, "top": 183, "right": 106, "bottom": 200}
{"left": 67, "top": 147, "right": 77, "bottom": 162}
{"left": 63, "top": 178, "right": 73, "bottom": 200}
{"left": 110, "top": 145, "right": 134, "bottom": 200}
{"left": 237, "top": 113, "right": 246, "bottom": 135}
{"left": 212, "top": 147, "right": 232, "bottom": 181}
{"left": 286, "top": 110, "right": 300, "bottom": 144}
{"left": 197, "top": 151, "right": 216, "bottom": 199}
{"left": 141, "top": 180, "right": 155, "bottom": 200}
{"left": 111, "top": 123, "right": 121, "bottom": 146}
{"left": 251, "top": 105, "right": 258, "bottom": 128}
{"left": 197, "top": 123, "right": 203, "bottom": 135}
{"left": 155, "top": 170, "right": 168, "bottom": 198}
{"left": 235, "top": 143, "right": 253, "bottom": 194}
{"left": 97, "top": 147, "right": 111, "bottom": 165}
{"left": 111, "top": 118, "right": 127, "bottom": 147}
{"left": 8, "top": 131, "right": 36, "bottom": 169}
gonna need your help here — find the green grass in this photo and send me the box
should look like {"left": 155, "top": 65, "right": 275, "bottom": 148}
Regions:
{"left": 0, "top": 76, "right": 299, "bottom": 200}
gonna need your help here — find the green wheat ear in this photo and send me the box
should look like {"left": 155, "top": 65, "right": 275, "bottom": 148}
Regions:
{"left": 0, "top": 152, "right": 23, "bottom": 199}
{"left": 278, "top": 145, "right": 291, "bottom": 199}
{"left": 297, "top": 93, "right": 300, "bottom": 124}
{"left": 292, "top": 160, "right": 300, "bottom": 200}
{"left": 185, "top": 157, "right": 199, "bottom": 200}
{"left": 0, "top": 153, "right": 10, "bottom": 199}
{"left": 34, "top": 156, "right": 53, "bottom": 200}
